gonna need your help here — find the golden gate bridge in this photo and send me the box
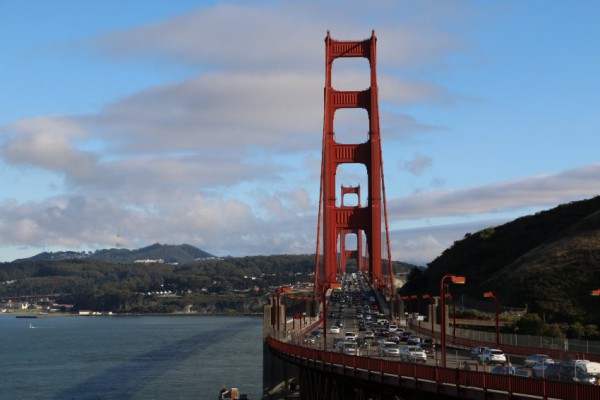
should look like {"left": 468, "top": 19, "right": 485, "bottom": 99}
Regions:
{"left": 262, "top": 31, "right": 600, "bottom": 400}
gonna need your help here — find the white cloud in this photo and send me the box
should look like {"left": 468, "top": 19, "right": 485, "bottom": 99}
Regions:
{"left": 389, "top": 164, "right": 600, "bottom": 221}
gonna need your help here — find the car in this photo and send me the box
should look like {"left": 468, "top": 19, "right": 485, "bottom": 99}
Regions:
{"left": 302, "top": 334, "right": 316, "bottom": 345}
{"left": 364, "top": 331, "right": 375, "bottom": 340}
{"left": 328, "top": 326, "right": 340, "bottom": 334}
{"left": 524, "top": 354, "right": 553, "bottom": 368}
{"left": 490, "top": 365, "right": 516, "bottom": 375}
{"left": 532, "top": 360, "right": 558, "bottom": 378}
{"left": 310, "top": 330, "right": 322, "bottom": 338}
{"left": 479, "top": 348, "right": 507, "bottom": 365}
{"left": 419, "top": 343, "right": 436, "bottom": 358}
{"left": 400, "top": 345, "right": 427, "bottom": 363}
{"left": 388, "top": 324, "right": 398, "bottom": 332}
{"left": 566, "top": 360, "right": 600, "bottom": 376}
{"left": 356, "top": 337, "right": 367, "bottom": 349}
{"left": 557, "top": 363, "right": 598, "bottom": 384}
{"left": 344, "top": 331, "right": 357, "bottom": 341}
{"left": 379, "top": 341, "right": 401, "bottom": 357}
{"left": 470, "top": 346, "right": 486, "bottom": 360}
{"left": 387, "top": 334, "right": 401, "bottom": 344}
{"left": 333, "top": 337, "right": 345, "bottom": 348}
{"left": 341, "top": 341, "right": 360, "bottom": 356}
{"left": 407, "top": 335, "right": 421, "bottom": 345}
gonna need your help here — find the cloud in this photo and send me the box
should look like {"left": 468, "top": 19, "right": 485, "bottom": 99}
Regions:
{"left": 389, "top": 164, "right": 600, "bottom": 221}
{"left": 4, "top": 1, "right": 597, "bottom": 265}
{"left": 1, "top": 116, "right": 107, "bottom": 187}
{"left": 403, "top": 154, "right": 433, "bottom": 175}
{"left": 94, "top": 2, "right": 470, "bottom": 72}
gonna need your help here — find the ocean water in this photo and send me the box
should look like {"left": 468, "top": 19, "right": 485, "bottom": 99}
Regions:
{"left": 0, "top": 315, "right": 263, "bottom": 400}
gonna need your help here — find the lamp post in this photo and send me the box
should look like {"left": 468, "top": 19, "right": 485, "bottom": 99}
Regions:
{"left": 440, "top": 274, "right": 466, "bottom": 368}
{"left": 591, "top": 289, "right": 600, "bottom": 296}
{"left": 400, "top": 295, "right": 410, "bottom": 324}
{"left": 274, "top": 286, "right": 293, "bottom": 332}
{"left": 445, "top": 290, "right": 456, "bottom": 343}
{"left": 484, "top": 291, "right": 500, "bottom": 347}
{"left": 422, "top": 294, "right": 433, "bottom": 335}
{"left": 411, "top": 294, "right": 421, "bottom": 315}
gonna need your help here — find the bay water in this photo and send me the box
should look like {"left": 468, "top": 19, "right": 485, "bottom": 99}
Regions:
{"left": 0, "top": 315, "right": 263, "bottom": 399}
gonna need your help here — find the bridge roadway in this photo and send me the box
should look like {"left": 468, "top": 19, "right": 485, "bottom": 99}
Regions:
{"left": 264, "top": 287, "right": 600, "bottom": 400}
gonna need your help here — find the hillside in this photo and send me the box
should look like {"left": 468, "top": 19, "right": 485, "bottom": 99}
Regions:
{"left": 400, "top": 196, "right": 600, "bottom": 326}
{"left": 16, "top": 243, "right": 216, "bottom": 264}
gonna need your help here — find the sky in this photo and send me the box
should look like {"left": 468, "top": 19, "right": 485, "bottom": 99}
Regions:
{"left": 1, "top": 1, "right": 599, "bottom": 265}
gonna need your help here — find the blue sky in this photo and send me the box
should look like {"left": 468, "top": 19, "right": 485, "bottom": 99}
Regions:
{"left": 1, "top": 1, "right": 599, "bottom": 264}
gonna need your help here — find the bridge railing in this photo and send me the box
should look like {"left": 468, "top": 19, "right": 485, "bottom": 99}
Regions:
{"left": 415, "top": 323, "right": 600, "bottom": 362}
{"left": 266, "top": 336, "right": 600, "bottom": 400}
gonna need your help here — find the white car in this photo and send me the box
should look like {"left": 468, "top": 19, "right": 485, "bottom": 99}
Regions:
{"left": 400, "top": 345, "right": 427, "bottom": 363}
{"left": 524, "top": 354, "right": 552, "bottom": 368}
{"left": 341, "top": 341, "right": 360, "bottom": 356}
{"left": 379, "top": 341, "right": 400, "bottom": 357}
{"left": 344, "top": 331, "right": 357, "bottom": 341}
{"left": 479, "top": 348, "right": 507, "bottom": 365}
{"left": 388, "top": 324, "right": 398, "bottom": 332}
{"left": 328, "top": 326, "right": 341, "bottom": 334}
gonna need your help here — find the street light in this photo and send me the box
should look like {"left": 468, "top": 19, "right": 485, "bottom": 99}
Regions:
{"left": 422, "top": 294, "right": 433, "bottom": 335}
{"left": 274, "top": 286, "right": 292, "bottom": 332}
{"left": 440, "top": 274, "right": 465, "bottom": 368}
{"left": 411, "top": 294, "right": 420, "bottom": 315}
{"left": 400, "top": 295, "right": 410, "bottom": 314}
{"left": 591, "top": 289, "right": 600, "bottom": 296}
{"left": 484, "top": 291, "right": 500, "bottom": 347}
{"left": 445, "top": 290, "right": 456, "bottom": 343}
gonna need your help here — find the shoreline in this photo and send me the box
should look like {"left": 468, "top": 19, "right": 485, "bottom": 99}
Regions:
{"left": 3, "top": 311, "right": 263, "bottom": 318}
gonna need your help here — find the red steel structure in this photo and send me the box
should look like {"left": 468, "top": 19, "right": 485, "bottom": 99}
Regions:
{"left": 317, "top": 31, "right": 386, "bottom": 292}
{"left": 338, "top": 185, "right": 364, "bottom": 275}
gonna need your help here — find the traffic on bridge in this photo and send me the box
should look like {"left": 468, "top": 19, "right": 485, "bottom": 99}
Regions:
{"left": 265, "top": 271, "right": 600, "bottom": 400}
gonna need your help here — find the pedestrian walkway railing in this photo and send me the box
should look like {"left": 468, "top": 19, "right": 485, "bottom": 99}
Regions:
{"left": 266, "top": 336, "right": 600, "bottom": 400}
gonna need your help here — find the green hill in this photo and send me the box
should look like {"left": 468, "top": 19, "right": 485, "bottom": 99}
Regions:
{"left": 17, "top": 243, "right": 216, "bottom": 264}
{"left": 400, "top": 196, "right": 600, "bottom": 328}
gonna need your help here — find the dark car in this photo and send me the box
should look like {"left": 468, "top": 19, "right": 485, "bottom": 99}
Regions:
{"left": 560, "top": 367, "right": 597, "bottom": 384}
{"left": 490, "top": 365, "right": 515, "bottom": 375}
{"left": 534, "top": 363, "right": 562, "bottom": 379}
{"left": 470, "top": 346, "right": 486, "bottom": 360}
{"left": 419, "top": 342, "right": 436, "bottom": 358}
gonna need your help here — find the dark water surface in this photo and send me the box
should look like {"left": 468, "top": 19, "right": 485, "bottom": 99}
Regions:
{"left": 0, "top": 315, "right": 263, "bottom": 399}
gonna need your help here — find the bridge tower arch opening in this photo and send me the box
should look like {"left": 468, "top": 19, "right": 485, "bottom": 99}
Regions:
{"left": 338, "top": 185, "right": 364, "bottom": 276}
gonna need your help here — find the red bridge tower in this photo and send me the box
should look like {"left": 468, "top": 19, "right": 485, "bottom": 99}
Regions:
{"left": 317, "top": 31, "right": 392, "bottom": 293}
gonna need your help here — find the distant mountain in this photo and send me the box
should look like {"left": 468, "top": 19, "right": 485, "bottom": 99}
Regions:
{"left": 15, "top": 243, "right": 217, "bottom": 264}
{"left": 400, "top": 196, "right": 600, "bottom": 326}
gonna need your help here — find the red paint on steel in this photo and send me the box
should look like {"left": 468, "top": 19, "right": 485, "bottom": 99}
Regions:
{"left": 319, "top": 31, "right": 384, "bottom": 291}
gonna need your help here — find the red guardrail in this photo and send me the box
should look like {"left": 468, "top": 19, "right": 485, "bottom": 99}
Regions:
{"left": 266, "top": 337, "right": 600, "bottom": 400}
